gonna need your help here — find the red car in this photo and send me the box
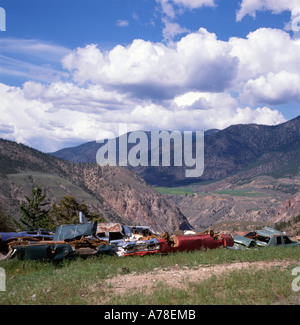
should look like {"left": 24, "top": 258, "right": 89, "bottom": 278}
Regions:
{"left": 158, "top": 234, "right": 234, "bottom": 254}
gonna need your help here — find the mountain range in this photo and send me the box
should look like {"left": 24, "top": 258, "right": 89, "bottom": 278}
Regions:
{"left": 51, "top": 116, "right": 300, "bottom": 187}
{"left": 0, "top": 116, "right": 299, "bottom": 234}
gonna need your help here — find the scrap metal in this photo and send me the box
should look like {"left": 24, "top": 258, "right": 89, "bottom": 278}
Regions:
{"left": 233, "top": 226, "right": 300, "bottom": 249}
{"left": 3, "top": 222, "right": 299, "bottom": 262}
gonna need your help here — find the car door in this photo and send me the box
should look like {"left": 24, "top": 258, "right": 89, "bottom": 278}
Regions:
{"left": 275, "top": 236, "right": 283, "bottom": 246}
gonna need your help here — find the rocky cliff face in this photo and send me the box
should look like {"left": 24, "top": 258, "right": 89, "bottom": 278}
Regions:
{"left": 68, "top": 164, "right": 191, "bottom": 233}
{"left": 273, "top": 192, "right": 300, "bottom": 223}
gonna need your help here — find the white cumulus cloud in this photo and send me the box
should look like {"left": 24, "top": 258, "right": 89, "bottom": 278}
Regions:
{"left": 236, "top": 0, "right": 300, "bottom": 21}
{"left": 229, "top": 28, "right": 300, "bottom": 106}
{"left": 62, "top": 28, "right": 238, "bottom": 99}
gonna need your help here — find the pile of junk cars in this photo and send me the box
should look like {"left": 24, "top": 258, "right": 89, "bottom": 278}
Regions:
{"left": 0, "top": 220, "right": 299, "bottom": 262}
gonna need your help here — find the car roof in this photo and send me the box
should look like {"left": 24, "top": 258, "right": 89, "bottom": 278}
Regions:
{"left": 256, "top": 227, "right": 285, "bottom": 237}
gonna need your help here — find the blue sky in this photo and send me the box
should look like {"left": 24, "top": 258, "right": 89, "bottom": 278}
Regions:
{"left": 0, "top": 0, "right": 300, "bottom": 151}
{"left": 1, "top": 1, "right": 292, "bottom": 49}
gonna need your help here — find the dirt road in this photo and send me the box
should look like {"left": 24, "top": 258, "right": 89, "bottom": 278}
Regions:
{"left": 93, "top": 260, "right": 293, "bottom": 297}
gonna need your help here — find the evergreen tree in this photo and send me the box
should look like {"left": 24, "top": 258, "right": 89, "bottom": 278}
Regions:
{"left": 48, "top": 195, "right": 104, "bottom": 228}
{"left": 0, "top": 206, "right": 15, "bottom": 232}
{"left": 16, "top": 187, "right": 50, "bottom": 230}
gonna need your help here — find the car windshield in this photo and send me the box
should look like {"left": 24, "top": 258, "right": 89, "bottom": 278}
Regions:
{"left": 283, "top": 236, "right": 294, "bottom": 245}
{"left": 256, "top": 235, "right": 270, "bottom": 244}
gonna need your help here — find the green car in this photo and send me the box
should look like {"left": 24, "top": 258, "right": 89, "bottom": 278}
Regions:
{"left": 234, "top": 227, "right": 300, "bottom": 249}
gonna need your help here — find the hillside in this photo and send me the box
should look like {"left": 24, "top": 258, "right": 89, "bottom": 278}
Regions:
{"left": 51, "top": 117, "right": 300, "bottom": 186}
{"left": 0, "top": 139, "right": 191, "bottom": 233}
{"left": 164, "top": 173, "right": 300, "bottom": 233}
{"left": 270, "top": 192, "right": 300, "bottom": 236}
{"left": 274, "top": 192, "right": 300, "bottom": 223}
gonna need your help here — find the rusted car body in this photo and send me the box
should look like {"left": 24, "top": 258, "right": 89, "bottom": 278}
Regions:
{"left": 233, "top": 226, "right": 300, "bottom": 249}
{"left": 0, "top": 229, "right": 54, "bottom": 252}
{"left": 54, "top": 222, "right": 97, "bottom": 241}
{"left": 116, "top": 238, "right": 160, "bottom": 257}
{"left": 0, "top": 229, "right": 54, "bottom": 242}
{"left": 232, "top": 234, "right": 257, "bottom": 249}
{"left": 0, "top": 222, "right": 115, "bottom": 261}
{"left": 12, "top": 243, "right": 75, "bottom": 261}
{"left": 96, "top": 223, "right": 132, "bottom": 244}
{"left": 0, "top": 229, "right": 55, "bottom": 260}
{"left": 158, "top": 233, "right": 234, "bottom": 254}
{"left": 128, "top": 226, "right": 157, "bottom": 238}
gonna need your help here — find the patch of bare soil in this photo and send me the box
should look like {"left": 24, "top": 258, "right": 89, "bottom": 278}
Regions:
{"left": 90, "top": 260, "right": 292, "bottom": 302}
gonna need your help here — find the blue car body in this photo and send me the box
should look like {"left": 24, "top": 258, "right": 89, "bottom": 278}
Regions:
{"left": 0, "top": 229, "right": 54, "bottom": 243}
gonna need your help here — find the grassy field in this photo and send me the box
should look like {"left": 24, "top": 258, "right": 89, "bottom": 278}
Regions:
{"left": 1, "top": 246, "right": 300, "bottom": 305}
{"left": 213, "top": 190, "right": 265, "bottom": 197}
{"left": 155, "top": 187, "right": 265, "bottom": 198}
{"left": 155, "top": 187, "right": 197, "bottom": 195}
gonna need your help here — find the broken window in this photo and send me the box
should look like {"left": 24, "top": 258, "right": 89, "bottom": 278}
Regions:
{"left": 109, "top": 232, "right": 124, "bottom": 241}
{"left": 256, "top": 235, "right": 270, "bottom": 244}
{"left": 276, "top": 236, "right": 282, "bottom": 245}
{"left": 283, "top": 236, "right": 293, "bottom": 245}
